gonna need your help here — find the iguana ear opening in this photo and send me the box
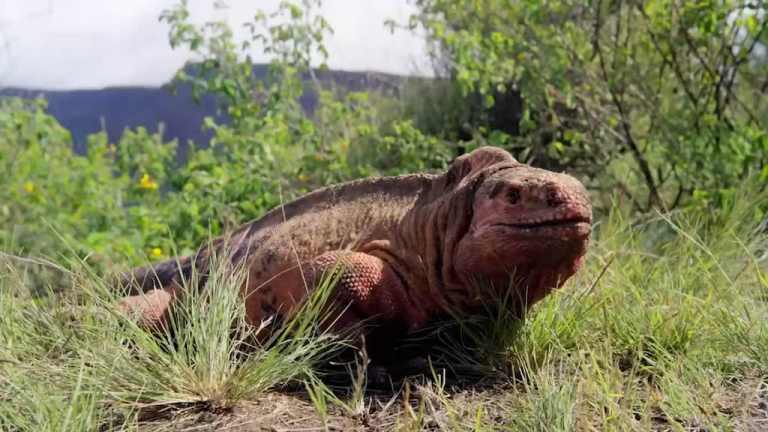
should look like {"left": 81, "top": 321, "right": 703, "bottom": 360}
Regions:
{"left": 444, "top": 146, "right": 518, "bottom": 188}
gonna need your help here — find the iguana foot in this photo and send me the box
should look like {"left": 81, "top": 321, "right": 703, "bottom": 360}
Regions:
{"left": 117, "top": 289, "right": 174, "bottom": 332}
{"left": 367, "top": 356, "right": 432, "bottom": 387}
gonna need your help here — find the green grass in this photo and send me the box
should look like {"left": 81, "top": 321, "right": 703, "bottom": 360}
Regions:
{"left": 0, "top": 249, "right": 346, "bottom": 430}
{"left": 1, "top": 190, "right": 767, "bottom": 430}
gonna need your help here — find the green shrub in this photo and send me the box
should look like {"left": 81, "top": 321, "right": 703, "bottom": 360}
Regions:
{"left": 401, "top": 0, "right": 768, "bottom": 210}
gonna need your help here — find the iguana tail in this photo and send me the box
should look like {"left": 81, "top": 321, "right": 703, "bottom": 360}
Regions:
{"left": 117, "top": 232, "right": 251, "bottom": 295}
{"left": 117, "top": 256, "right": 193, "bottom": 295}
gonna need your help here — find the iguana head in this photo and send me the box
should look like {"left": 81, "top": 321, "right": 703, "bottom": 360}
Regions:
{"left": 447, "top": 147, "right": 592, "bottom": 307}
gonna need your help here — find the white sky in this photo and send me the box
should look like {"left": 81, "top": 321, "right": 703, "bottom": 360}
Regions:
{"left": 0, "top": 0, "right": 432, "bottom": 90}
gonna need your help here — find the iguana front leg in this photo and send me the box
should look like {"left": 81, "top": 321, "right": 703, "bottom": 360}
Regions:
{"left": 245, "top": 251, "right": 423, "bottom": 334}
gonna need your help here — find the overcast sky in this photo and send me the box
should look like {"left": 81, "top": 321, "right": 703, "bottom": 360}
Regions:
{"left": 0, "top": 0, "right": 432, "bottom": 90}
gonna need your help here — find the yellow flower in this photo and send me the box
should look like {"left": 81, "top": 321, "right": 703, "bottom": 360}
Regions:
{"left": 138, "top": 173, "right": 159, "bottom": 191}
{"left": 339, "top": 140, "right": 349, "bottom": 153}
{"left": 150, "top": 247, "right": 163, "bottom": 258}
{"left": 23, "top": 181, "right": 35, "bottom": 194}
{"left": 298, "top": 173, "right": 309, "bottom": 182}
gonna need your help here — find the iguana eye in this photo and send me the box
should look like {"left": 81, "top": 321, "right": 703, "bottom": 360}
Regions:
{"left": 507, "top": 189, "right": 520, "bottom": 204}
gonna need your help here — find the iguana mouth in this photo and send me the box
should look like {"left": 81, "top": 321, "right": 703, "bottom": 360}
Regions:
{"left": 501, "top": 216, "right": 591, "bottom": 230}
{"left": 495, "top": 215, "right": 592, "bottom": 236}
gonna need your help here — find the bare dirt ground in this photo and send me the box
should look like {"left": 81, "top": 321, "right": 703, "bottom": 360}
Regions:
{"left": 136, "top": 375, "right": 768, "bottom": 431}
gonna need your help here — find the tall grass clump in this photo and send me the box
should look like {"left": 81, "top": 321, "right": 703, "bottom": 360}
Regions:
{"left": 0, "top": 243, "right": 347, "bottom": 430}
{"left": 0, "top": 252, "right": 127, "bottom": 431}
{"left": 77, "top": 250, "right": 347, "bottom": 409}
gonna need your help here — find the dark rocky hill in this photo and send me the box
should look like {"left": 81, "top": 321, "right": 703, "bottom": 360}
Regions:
{"left": 0, "top": 65, "right": 403, "bottom": 154}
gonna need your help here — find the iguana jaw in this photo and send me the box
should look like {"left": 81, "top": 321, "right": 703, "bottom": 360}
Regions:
{"left": 493, "top": 214, "right": 591, "bottom": 238}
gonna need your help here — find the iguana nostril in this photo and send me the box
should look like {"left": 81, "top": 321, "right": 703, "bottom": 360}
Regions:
{"left": 546, "top": 189, "right": 561, "bottom": 207}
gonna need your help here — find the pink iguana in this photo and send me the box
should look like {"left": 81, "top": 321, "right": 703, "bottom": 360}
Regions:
{"left": 119, "top": 146, "right": 591, "bottom": 341}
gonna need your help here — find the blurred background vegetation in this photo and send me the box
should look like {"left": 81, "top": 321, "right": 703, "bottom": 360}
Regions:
{"left": 1, "top": 0, "right": 766, "bottom": 281}
{"left": 2, "top": 2, "right": 768, "bottom": 428}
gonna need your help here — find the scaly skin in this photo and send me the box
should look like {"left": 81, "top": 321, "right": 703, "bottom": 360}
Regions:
{"left": 118, "top": 146, "right": 592, "bottom": 339}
